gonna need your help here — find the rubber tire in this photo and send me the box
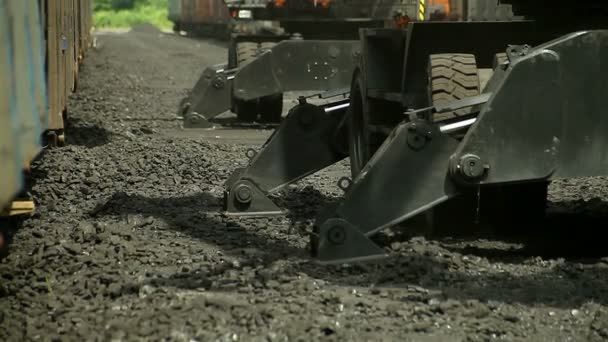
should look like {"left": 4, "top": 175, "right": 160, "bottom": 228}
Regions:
{"left": 234, "top": 99, "right": 258, "bottom": 122}
{"left": 348, "top": 70, "right": 402, "bottom": 179}
{"left": 227, "top": 40, "right": 238, "bottom": 69}
{"left": 348, "top": 70, "right": 371, "bottom": 179}
{"left": 259, "top": 41, "right": 276, "bottom": 53}
{"left": 493, "top": 52, "right": 509, "bottom": 69}
{"left": 237, "top": 42, "right": 259, "bottom": 67}
{"left": 429, "top": 54, "right": 480, "bottom": 122}
{"left": 234, "top": 42, "right": 260, "bottom": 122}
{"left": 259, "top": 94, "right": 283, "bottom": 123}
{"left": 257, "top": 42, "right": 283, "bottom": 123}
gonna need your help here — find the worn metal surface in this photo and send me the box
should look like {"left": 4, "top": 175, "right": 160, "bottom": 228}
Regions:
{"left": 1, "top": 0, "right": 91, "bottom": 211}
{"left": 45, "top": 0, "right": 93, "bottom": 132}
{"left": 1, "top": 0, "right": 47, "bottom": 210}
{"left": 174, "top": 0, "right": 230, "bottom": 24}
{"left": 168, "top": 0, "right": 230, "bottom": 36}
{"left": 0, "top": 2, "right": 20, "bottom": 210}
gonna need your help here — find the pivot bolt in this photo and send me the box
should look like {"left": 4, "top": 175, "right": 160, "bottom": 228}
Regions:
{"left": 337, "top": 177, "right": 353, "bottom": 192}
{"left": 234, "top": 184, "right": 252, "bottom": 204}
{"left": 212, "top": 77, "right": 225, "bottom": 89}
{"left": 407, "top": 133, "right": 426, "bottom": 150}
{"left": 245, "top": 149, "right": 257, "bottom": 160}
{"left": 458, "top": 154, "right": 486, "bottom": 179}
{"left": 327, "top": 225, "right": 347, "bottom": 245}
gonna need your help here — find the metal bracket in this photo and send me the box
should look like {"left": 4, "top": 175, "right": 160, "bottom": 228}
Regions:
{"left": 310, "top": 120, "right": 461, "bottom": 264}
{"left": 180, "top": 64, "right": 233, "bottom": 128}
{"left": 312, "top": 218, "right": 387, "bottom": 265}
{"left": 506, "top": 44, "right": 531, "bottom": 63}
{"left": 224, "top": 179, "right": 284, "bottom": 217}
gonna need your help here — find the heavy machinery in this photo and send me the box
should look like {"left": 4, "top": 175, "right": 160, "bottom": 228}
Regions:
{"left": 178, "top": 0, "right": 428, "bottom": 127}
{"left": 220, "top": 0, "right": 608, "bottom": 264}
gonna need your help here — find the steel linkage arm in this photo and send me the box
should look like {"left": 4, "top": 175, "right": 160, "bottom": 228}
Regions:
{"left": 224, "top": 97, "right": 350, "bottom": 216}
{"left": 178, "top": 40, "right": 359, "bottom": 128}
{"left": 311, "top": 119, "right": 463, "bottom": 263}
{"left": 179, "top": 64, "right": 234, "bottom": 128}
{"left": 232, "top": 40, "right": 359, "bottom": 101}
{"left": 312, "top": 30, "right": 608, "bottom": 264}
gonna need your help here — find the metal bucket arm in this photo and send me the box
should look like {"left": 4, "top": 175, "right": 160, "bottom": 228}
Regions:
{"left": 179, "top": 40, "right": 359, "bottom": 128}
{"left": 452, "top": 30, "right": 608, "bottom": 184}
{"left": 312, "top": 30, "right": 608, "bottom": 264}
{"left": 224, "top": 98, "right": 350, "bottom": 216}
{"left": 179, "top": 64, "right": 234, "bottom": 128}
{"left": 233, "top": 40, "right": 359, "bottom": 101}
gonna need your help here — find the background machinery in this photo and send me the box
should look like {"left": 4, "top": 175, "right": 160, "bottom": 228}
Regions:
{"left": 178, "top": 0, "right": 426, "bottom": 127}
{"left": 219, "top": 0, "right": 608, "bottom": 264}
{"left": 168, "top": 0, "right": 231, "bottom": 37}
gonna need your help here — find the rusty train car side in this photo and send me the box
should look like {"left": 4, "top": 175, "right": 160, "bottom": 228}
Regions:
{"left": 168, "top": 0, "right": 230, "bottom": 37}
{"left": 42, "top": 0, "right": 93, "bottom": 142}
{"left": 1, "top": 0, "right": 92, "bottom": 219}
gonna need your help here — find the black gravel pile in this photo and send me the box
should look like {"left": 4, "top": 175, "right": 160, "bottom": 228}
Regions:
{"left": 2, "top": 26, "right": 608, "bottom": 341}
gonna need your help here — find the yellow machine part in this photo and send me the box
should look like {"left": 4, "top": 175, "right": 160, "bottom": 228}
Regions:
{"left": 1, "top": 201, "right": 36, "bottom": 217}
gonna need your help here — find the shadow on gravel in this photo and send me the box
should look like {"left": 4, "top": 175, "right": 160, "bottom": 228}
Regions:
{"left": 404, "top": 257, "right": 608, "bottom": 307}
{"left": 209, "top": 117, "right": 281, "bottom": 130}
{"left": 65, "top": 117, "right": 113, "bottom": 148}
{"left": 442, "top": 213, "right": 608, "bottom": 261}
{"left": 91, "top": 190, "right": 306, "bottom": 259}
{"left": 91, "top": 190, "right": 608, "bottom": 308}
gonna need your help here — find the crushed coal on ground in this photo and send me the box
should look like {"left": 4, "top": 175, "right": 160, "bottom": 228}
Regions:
{"left": 2, "top": 24, "right": 608, "bottom": 341}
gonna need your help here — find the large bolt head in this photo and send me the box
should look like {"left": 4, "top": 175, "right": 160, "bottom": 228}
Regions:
{"left": 234, "top": 184, "right": 252, "bottom": 204}
{"left": 458, "top": 154, "right": 486, "bottom": 179}
{"left": 327, "top": 225, "right": 347, "bottom": 245}
{"left": 407, "top": 132, "right": 426, "bottom": 150}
